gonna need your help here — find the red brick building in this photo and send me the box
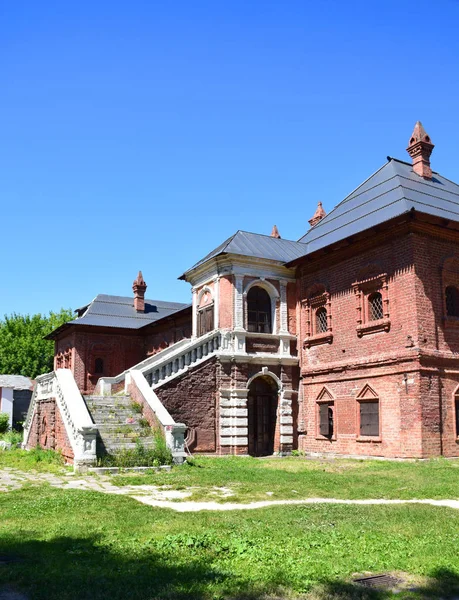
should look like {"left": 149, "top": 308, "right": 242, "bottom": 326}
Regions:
{"left": 33, "top": 122, "right": 459, "bottom": 460}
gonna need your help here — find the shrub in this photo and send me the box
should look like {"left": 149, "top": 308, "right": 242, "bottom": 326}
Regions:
{"left": 0, "top": 429, "right": 23, "bottom": 446}
{"left": 0, "top": 413, "right": 9, "bottom": 434}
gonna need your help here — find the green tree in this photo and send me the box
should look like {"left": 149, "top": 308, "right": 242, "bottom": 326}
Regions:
{"left": 0, "top": 309, "right": 73, "bottom": 379}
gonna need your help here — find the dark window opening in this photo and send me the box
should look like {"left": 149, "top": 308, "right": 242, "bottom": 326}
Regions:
{"left": 247, "top": 287, "right": 272, "bottom": 333}
{"left": 446, "top": 286, "right": 459, "bottom": 317}
{"left": 319, "top": 403, "right": 334, "bottom": 437}
{"left": 94, "top": 358, "right": 104, "bottom": 374}
{"left": 360, "top": 401, "right": 379, "bottom": 437}
{"left": 316, "top": 307, "right": 328, "bottom": 333}
{"left": 368, "top": 292, "right": 384, "bottom": 321}
{"left": 197, "top": 305, "right": 214, "bottom": 336}
{"left": 455, "top": 397, "right": 459, "bottom": 437}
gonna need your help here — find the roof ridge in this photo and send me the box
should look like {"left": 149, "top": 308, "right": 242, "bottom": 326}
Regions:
{"left": 237, "top": 229, "right": 304, "bottom": 244}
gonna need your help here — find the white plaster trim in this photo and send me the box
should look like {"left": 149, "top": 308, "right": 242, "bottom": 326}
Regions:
{"left": 234, "top": 274, "right": 244, "bottom": 330}
{"left": 192, "top": 288, "right": 198, "bottom": 338}
{"left": 246, "top": 368, "right": 283, "bottom": 390}
{"left": 214, "top": 277, "right": 220, "bottom": 329}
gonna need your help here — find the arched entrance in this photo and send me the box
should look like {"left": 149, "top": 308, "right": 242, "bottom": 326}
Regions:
{"left": 247, "top": 376, "right": 278, "bottom": 456}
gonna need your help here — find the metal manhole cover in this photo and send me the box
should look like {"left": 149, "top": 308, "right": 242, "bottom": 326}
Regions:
{"left": 353, "top": 574, "right": 403, "bottom": 589}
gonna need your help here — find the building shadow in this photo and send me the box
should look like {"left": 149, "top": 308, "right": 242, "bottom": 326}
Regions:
{"left": 1, "top": 535, "right": 459, "bottom": 599}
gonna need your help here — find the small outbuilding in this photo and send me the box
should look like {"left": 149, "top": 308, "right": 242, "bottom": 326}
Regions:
{"left": 0, "top": 375, "right": 34, "bottom": 429}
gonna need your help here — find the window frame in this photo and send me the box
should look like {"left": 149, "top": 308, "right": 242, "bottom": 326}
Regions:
{"left": 357, "top": 398, "right": 381, "bottom": 441}
{"left": 445, "top": 286, "right": 459, "bottom": 319}
{"left": 246, "top": 286, "right": 273, "bottom": 334}
{"left": 317, "top": 400, "right": 335, "bottom": 439}
{"left": 303, "top": 288, "right": 333, "bottom": 348}
{"left": 352, "top": 273, "right": 390, "bottom": 337}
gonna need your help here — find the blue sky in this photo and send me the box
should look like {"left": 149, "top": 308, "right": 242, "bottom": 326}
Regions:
{"left": 2, "top": 0, "right": 459, "bottom": 316}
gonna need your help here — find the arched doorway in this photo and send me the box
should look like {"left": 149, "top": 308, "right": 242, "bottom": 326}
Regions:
{"left": 247, "top": 376, "right": 278, "bottom": 456}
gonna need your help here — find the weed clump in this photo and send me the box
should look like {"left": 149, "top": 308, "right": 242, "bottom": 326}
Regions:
{"left": 99, "top": 429, "right": 173, "bottom": 468}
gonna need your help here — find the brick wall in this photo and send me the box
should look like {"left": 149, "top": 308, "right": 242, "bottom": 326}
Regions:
{"left": 156, "top": 357, "right": 218, "bottom": 452}
{"left": 26, "top": 398, "right": 74, "bottom": 463}
{"left": 143, "top": 310, "right": 192, "bottom": 357}
{"left": 219, "top": 276, "right": 233, "bottom": 329}
{"left": 296, "top": 227, "right": 459, "bottom": 458}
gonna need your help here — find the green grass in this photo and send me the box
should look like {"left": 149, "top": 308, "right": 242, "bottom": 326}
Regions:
{"left": 111, "top": 456, "right": 459, "bottom": 502}
{"left": 0, "top": 446, "right": 67, "bottom": 473}
{"left": 0, "top": 485, "right": 459, "bottom": 599}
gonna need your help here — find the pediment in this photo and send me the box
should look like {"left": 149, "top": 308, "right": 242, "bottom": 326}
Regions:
{"left": 316, "top": 386, "right": 334, "bottom": 401}
{"left": 357, "top": 384, "right": 379, "bottom": 399}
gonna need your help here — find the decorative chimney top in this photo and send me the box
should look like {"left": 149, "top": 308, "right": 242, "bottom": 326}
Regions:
{"left": 271, "top": 224, "right": 281, "bottom": 239}
{"left": 133, "top": 271, "right": 147, "bottom": 313}
{"left": 406, "top": 121, "right": 434, "bottom": 179}
{"left": 308, "top": 202, "right": 326, "bottom": 228}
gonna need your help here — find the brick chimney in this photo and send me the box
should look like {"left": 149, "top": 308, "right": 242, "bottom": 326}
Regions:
{"left": 406, "top": 121, "right": 434, "bottom": 179}
{"left": 271, "top": 225, "right": 281, "bottom": 239}
{"left": 133, "top": 271, "right": 147, "bottom": 313}
{"left": 308, "top": 202, "right": 326, "bottom": 228}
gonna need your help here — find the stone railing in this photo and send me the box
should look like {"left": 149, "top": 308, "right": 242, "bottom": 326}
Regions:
{"left": 23, "top": 369, "right": 97, "bottom": 468}
{"left": 139, "top": 330, "right": 222, "bottom": 389}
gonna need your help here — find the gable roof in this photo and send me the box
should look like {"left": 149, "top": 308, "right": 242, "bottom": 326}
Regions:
{"left": 47, "top": 294, "right": 190, "bottom": 339}
{"left": 180, "top": 230, "right": 306, "bottom": 278}
{"left": 296, "top": 158, "right": 459, "bottom": 257}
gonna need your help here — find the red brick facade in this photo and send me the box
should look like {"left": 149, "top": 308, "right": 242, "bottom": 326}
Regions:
{"left": 27, "top": 398, "right": 74, "bottom": 463}
{"left": 47, "top": 124, "right": 459, "bottom": 459}
{"left": 297, "top": 222, "right": 459, "bottom": 458}
{"left": 54, "top": 309, "right": 191, "bottom": 394}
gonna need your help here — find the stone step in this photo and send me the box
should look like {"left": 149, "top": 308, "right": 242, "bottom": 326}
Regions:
{"left": 98, "top": 441, "right": 156, "bottom": 452}
{"left": 88, "top": 410, "right": 139, "bottom": 420}
{"left": 96, "top": 422, "right": 150, "bottom": 430}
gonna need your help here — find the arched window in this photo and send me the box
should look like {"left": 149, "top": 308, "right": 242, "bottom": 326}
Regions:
{"left": 247, "top": 287, "right": 272, "bottom": 333}
{"left": 316, "top": 307, "right": 328, "bottom": 333}
{"left": 94, "top": 358, "right": 104, "bottom": 374}
{"left": 368, "top": 292, "right": 384, "bottom": 321}
{"left": 446, "top": 286, "right": 459, "bottom": 317}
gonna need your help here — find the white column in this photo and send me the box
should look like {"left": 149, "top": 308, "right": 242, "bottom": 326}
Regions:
{"left": 234, "top": 275, "right": 244, "bottom": 330}
{"left": 191, "top": 287, "right": 198, "bottom": 338}
{"left": 214, "top": 277, "right": 220, "bottom": 329}
{"left": 279, "top": 280, "right": 289, "bottom": 334}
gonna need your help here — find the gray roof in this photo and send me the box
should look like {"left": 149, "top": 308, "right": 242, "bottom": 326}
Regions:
{"left": 0, "top": 375, "right": 33, "bottom": 389}
{"left": 67, "top": 294, "right": 190, "bottom": 330}
{"left": 181, "top": 230, "right": 307, "bottom": 278}
{"left": 297, "top": 158, "right": 459, "bottom": 256}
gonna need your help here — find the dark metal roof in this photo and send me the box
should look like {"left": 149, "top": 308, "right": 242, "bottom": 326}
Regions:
{"left": 62, "top": 294, "right": 190, "bottom": 332}
{"left": 296, "top": 158, "right": 459, "bottom": 257}
{"left": 181, "top": 230, "right": 307, "bottom": 278}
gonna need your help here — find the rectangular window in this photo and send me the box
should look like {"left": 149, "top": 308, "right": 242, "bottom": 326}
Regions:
{"left": 319, "top": 403, "right": 333, "bottom": 437}
{"left": 455, "top": 398, "right": 459, "bottom": 437}
{"left": 360, "top": 401, "right": 379, "bottom": 436}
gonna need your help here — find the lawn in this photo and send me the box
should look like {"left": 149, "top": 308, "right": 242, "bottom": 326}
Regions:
{"left": 0, "top": 446, "right": 67, "bottom": 474}
{"left": 1, "top": 485, "right": 459, "bottom": 599}
{"left": 110, "top": 455, "right": 459, "bottom": 502}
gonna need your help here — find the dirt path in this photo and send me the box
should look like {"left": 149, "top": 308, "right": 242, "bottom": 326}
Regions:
{"left": 2, "top": 467, "right": 459, "bottom": 512}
